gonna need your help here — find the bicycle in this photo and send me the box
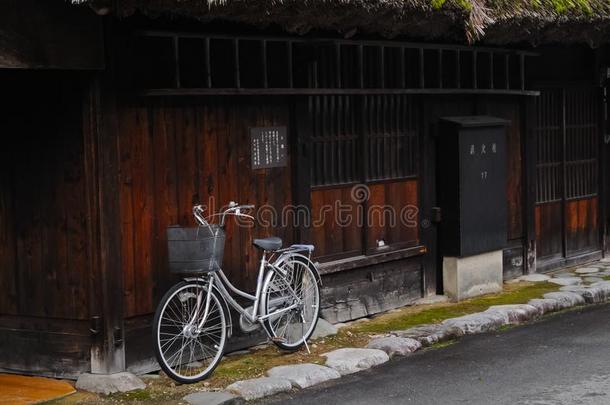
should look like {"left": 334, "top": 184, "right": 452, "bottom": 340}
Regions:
{"left": 153, "top": 202, "right": 321, "bottom": 383}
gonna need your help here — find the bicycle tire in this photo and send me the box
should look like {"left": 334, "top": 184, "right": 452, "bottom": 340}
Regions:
{"left": 261, "top": 256, "right": 320, "bottom": 351}
{"left": 153, "top": 281, "right": 226, "bottom": 383}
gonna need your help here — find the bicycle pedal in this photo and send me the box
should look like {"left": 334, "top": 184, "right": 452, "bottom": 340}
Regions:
{"left": 270, "top": 336, "right": 287, "bottom": 343}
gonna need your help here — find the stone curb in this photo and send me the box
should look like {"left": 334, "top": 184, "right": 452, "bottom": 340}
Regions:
{"left": 219, "top": 272, "right": 610, "bottom": 402}
{"left": 366, "top": 336, "right": 422, "bottom": 357}
{"left": 266, "top": 363, "right": 341, "bottom": 388}
{"left": 322, "top": 348, "right": 389, "bottom": 375}
{"left": 226, "top": 377, "right": 292, "bottom": 401}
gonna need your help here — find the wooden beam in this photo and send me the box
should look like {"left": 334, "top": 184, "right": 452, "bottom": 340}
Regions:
{"left": 456, "top": 50, "right": 461, "bottom": 89}
{"left": 419, "top": 48, "right": 425, "bottom": 88}
{"left": 141, "top": 88, "right": 541, "bottom": 97}
{"left": 233, "top": 38, "right": 240, "bottom": 88}
{"left": 87, "top": 21, "right": 125, "bottom": 374}
{"left": 399, "top": 47, "right": 406, "bottom": 89}
{"left": 318, "top": 245, "right": 426, "bottom": 275}
{"left": 438, "top": 49, "right": 443, "bottom": 89}
{"left": 173, "top": 36, "right": 181, "bottom": 89}
{"left": 135, "top": 30, "right": 539, "bottom": 56}
{"left": 335, "top": 42, "right": 341, "bottom": 88}
{"left": 505, "top": 54, "right": 510, "bottom": 90}
{"left": 287, "top": 41, "right": 294, "bottom": 88}
{"left": 358, "top": 45, "right": 364, "bottom": 89}
{"left": 380, "top": 46, "right": 385, "bottom": 88}
{"left": 473, "top": 51, "right": 478, "bottom": 89}
{"left": 205, "top": 37, "right": 212, "bottom": 88}
{"left": 261, "top": 40, "right": 268, "bottom": 88}
{"left": 489, "top": 51, "right": 494, "bottom": 90}
{"left": 520, "top": 54, "right": 526, "bottom": 91}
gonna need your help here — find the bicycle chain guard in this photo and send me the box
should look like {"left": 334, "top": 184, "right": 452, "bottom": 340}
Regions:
{"left": 239, "top": 312, "right": 261, "bottom": 333}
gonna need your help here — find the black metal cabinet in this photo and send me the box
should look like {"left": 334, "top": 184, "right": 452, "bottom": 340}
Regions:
{"left": 438, "top": 116, "right": 509, "bottom": 257}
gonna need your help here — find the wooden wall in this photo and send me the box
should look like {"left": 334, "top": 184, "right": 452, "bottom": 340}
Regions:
{"left": 0, "top": 72, "right": 92, "bottom": 376}
{"left": 115, "top": 96, "right": 294, "bottom": 318}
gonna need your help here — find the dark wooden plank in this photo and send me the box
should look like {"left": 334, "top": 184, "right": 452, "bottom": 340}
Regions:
{"left": 320, "top": 257, "right": 423, "bottom": 323}
{"left": 131, "top": 104, "right": 155, "bottom": 316}
{"left": 0, "top": 324, "right": 90, "bottom": 379}
{"left": 150, "top": 99, "right": 179, "bottom": 303}
{"left": 117, "top": 102, "right": 137, "bottom": 317}
{"left": 535, "top": 202, "right": 563, "bottom": 259}
{"left": 0, "top": 164, "right": 17, "bottom": 315}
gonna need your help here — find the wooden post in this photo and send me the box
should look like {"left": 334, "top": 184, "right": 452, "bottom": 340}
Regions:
{"left": 595, "top": 48, "right": 609, "bottom": 256}
{"left": 85, "top": 20, "right": 125, "bottom": 374}
{"left": 601, "top": 85, "right": 608, "bottom": 256}
{"left": 420, "top": 98, "right": 438, "bottom": 295}
{"left": 293, "top": 98, "right": 313, "bottom": 243}
{"left": 523, "top": 96, "right": 538, "bottom": 274}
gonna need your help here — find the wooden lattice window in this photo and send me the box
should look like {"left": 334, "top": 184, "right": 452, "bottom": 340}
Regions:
{"left": 127, "top": 33, "right": 537, "bottom": 96}
{"left": 535, "top": 86, "right": 599, "bottom": 203}
{"left": 535, "top": 88, "right": 563, "bottom": 203}
{"left": 565, "top": 87, "right": 599, "bottom": 199}
{"left": 363, "top": 95, "right": 418, "bottom": 181}
{"left": 310, "top": 95, "right": 359, "bottom": 186}
{"left": 310, "top": 95, "right": 418, "bottom": 187}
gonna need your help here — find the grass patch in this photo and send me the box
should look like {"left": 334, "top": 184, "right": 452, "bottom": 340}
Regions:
{"left": 603, "top": 276, "right": 610, "bottom": 281}
{"left": 110, "top": 389, "right": 152, "bottom": 401}
{"left": 429, "top": 338, "right": 458, "bottom": 349}
{"left": 352, "top": 282, "right": 559, "bottom": 334}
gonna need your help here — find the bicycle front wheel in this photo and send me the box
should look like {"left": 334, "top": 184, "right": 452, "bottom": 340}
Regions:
{"left": 262, "top": 257, "right": 320, "bottom": 351}
{"left": 153, "top": 281, "right": 226, "bottom": 383}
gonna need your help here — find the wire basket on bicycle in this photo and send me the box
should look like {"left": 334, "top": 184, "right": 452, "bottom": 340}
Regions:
{"left": 166, "top": 225, "right": 225, "bottom": 273}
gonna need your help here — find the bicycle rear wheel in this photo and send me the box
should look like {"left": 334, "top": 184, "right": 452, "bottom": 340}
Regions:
{"left": 262, "top": 257, "right": 320, "bottom": 351}
{"left": 153, "top": 281, "right": 226, "bottom": 383}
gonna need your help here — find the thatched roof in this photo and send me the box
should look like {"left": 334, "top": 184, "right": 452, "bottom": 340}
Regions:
{"left": 73, "top": 0, "right": 610, "bottom": 45}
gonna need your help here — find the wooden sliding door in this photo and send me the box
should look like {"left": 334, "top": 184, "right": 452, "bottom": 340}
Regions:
{"left": 534, "top": 85, "right": 601, "bottom": 267}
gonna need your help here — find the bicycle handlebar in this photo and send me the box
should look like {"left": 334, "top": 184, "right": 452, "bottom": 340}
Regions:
{"left": 192, "top": 202, "right": 255, "bottom": 227}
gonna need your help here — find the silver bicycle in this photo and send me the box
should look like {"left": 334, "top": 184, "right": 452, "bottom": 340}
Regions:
{"left": 153, "top": 202, "right": 321, "bottom": 383}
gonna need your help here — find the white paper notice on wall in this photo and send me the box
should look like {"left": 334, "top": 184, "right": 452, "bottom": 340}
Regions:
{"left": 250, "top": 126, "right": 288, "bottom": 169}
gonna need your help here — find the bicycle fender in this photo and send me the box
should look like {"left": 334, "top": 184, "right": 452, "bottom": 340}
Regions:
{"left": 273, "top": 253, "right": 322, "bottom": 286}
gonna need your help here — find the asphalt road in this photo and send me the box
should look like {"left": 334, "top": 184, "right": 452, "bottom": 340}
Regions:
{"left": 261, "top": 303, "right": 610, "bottom": 405}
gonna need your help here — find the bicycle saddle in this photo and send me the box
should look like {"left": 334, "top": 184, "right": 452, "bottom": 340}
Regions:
{"left": 252, "top": 237, "right": 282, "bottom": 251}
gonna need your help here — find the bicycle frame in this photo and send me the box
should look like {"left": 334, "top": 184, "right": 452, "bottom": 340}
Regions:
{"left": 183, "top": 249, "right": 310, "bottom": 336}
{"left": 183, "top": 202, "right": 318, "bottom": 337}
